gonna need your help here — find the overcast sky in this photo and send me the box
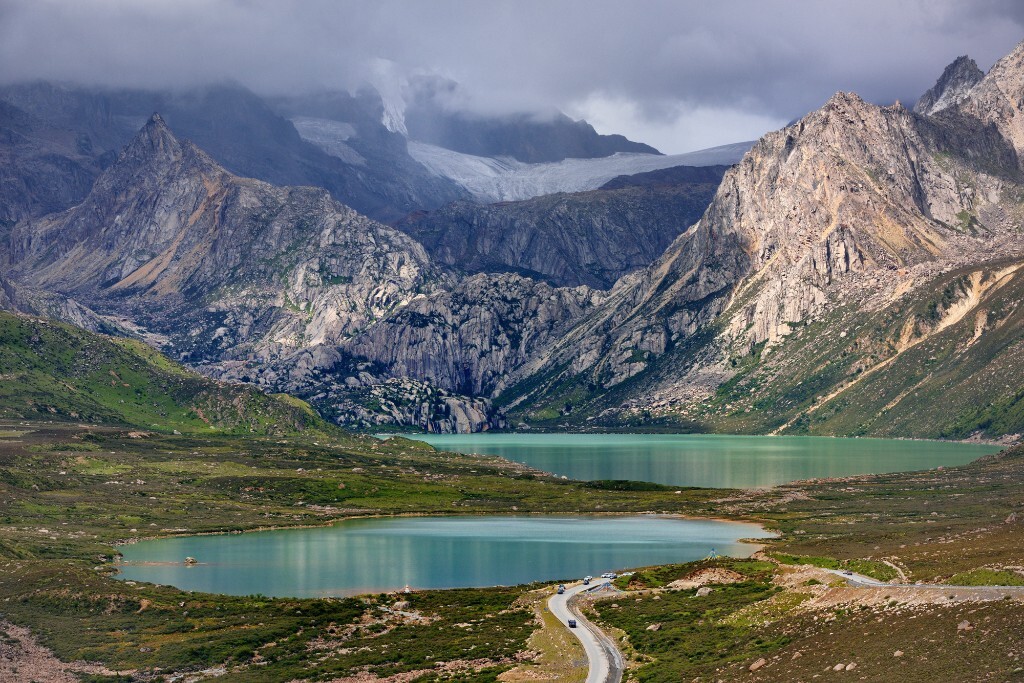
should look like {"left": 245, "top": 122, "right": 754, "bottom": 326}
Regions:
{"left": 1, "top": 0, "right": 1022, "bottom": 153}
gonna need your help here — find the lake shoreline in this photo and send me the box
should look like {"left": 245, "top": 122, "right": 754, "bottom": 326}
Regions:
{"left": 115, "top": 514, "right": 776, "bottom": 598}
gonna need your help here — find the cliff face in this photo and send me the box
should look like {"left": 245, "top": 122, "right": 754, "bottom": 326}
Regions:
{"left": 345, "top": 273, "right": 601, "bottom": 397}
{"left": 500, "top": 46, "right": 1024, "bottom": 435}
{"left": 396, "top": 165, "right": 726, "bottom": 289}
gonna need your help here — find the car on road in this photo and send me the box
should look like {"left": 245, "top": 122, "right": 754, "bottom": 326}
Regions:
{"left": 557, "top": 584, "right": 565, "bottom": 594}
{"left": 568, "top": 619, "right": 577, "bottom": 628}
{"left": 842, "top": 570, "right": 853, "bottom": 576}
{"left": 583, "top": 577, "right": 591, "bottom": 585}
{"left": 601, "top": 572, "right": 617, "bottom": 579}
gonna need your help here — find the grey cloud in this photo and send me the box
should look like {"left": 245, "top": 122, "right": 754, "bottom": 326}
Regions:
{"left": 0, "top": 0, "right": 1021, "bottom": 151}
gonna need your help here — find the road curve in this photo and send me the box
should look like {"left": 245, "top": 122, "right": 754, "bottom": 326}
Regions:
{"left": 548, "top": 581, "right": 623, "bottom": 683}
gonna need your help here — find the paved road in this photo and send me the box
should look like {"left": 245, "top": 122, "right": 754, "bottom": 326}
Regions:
{"left": 823, "top": 568, "right": 1024, "bottom": 594}
{"left": 548, "top": 581, "right": 623, "bottom": 683}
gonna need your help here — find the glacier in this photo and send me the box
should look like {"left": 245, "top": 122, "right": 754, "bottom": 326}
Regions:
{"left": 290, "top": 115, "right": 751, "bottom": 203}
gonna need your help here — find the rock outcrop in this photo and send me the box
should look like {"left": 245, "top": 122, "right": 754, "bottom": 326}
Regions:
{"left": 914, "top": 55, "right": 984, "bottom": 116}
{"left": 346, "top": 273, "right": 601, "bottom": 397}
{"left": 0, "top": 275, "right": 118, "bottom": 335}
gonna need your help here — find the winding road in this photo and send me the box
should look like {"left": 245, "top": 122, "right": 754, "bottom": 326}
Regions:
{"left": 547, "top": 581, "right": 624, "bottom": 683}
{"left": 544, "top": 569, "right": 1024, "bottom": 683}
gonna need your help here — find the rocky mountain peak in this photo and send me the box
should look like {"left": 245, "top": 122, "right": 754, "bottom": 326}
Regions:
{"left": 958, "top": 40, "right": 1024, "bottom": 155}
{"left": 121, "top": 111, "right": 184, "bottom": 165}
{"left": 914, "top": 55, "right": 984, "bottom": 116}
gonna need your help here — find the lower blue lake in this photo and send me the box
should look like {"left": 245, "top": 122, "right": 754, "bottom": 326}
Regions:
{"left": 116, "top": 515, "right": 773, "bottom": 597}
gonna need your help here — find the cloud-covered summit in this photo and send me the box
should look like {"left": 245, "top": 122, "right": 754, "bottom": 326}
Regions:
{"left": 1, "top": 0, "right": 1022, "bottom": 153}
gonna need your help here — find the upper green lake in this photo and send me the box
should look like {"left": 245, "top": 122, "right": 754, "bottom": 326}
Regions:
{"left": 403, "top": 434, "right": 1000, "bottom": 489}
{"left": 116, "top": 515, "right": 772, "bottom": 598}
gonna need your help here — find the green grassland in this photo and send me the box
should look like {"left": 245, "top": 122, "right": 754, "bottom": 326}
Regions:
{"left": 0, "top": 312, "right": 328, "bottom": 435}
{"left": 590, "top": 557, "right": 1024, "bottom": 682}
{"left": 2, "top": 310, "right": 1024, "bottom": 681}
{"left": 0, "top": 421, "right": 725, "bottom": 681}
{"left": 581, "top": 443, "right": 1024, "bottom": 681}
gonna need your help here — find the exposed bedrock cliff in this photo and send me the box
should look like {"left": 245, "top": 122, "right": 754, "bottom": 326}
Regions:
{"left": 395, "top": 165, "right": 727, "bottom": 289}
{"left": 344, "top": 273, "right": 602, "bottom": 397}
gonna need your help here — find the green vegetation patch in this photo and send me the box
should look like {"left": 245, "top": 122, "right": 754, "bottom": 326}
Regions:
{"left": 0, "top": 312, "right": 332, "bottom": 436}
{"left": 946, "top": 568, "right": 1024, "bottom": 586}
{"left": 591, "top": 559, "right": 788, "bottom": 682}
{"left": 770, "top": 553, "right": 899, "bottom": 581}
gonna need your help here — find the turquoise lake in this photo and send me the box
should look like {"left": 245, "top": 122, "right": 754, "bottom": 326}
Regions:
{"left": 404, "top": 433, "right": 1000, "bottom": 489}
{"left": 116, "top": 515, "right": 773, "bottom": 597}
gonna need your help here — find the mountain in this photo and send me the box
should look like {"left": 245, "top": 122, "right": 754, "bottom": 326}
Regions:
{"left": 395, "top": 165, "right": 727, "bottom": 288}
{"left": 4, "top": 114, "right": 508, "bottom": 433}
{"left": 0, "top": 310, "right": 328, "bottom": 435}
{"left": 9, "top": 113, "right": 440, "bottom": 352}
{"left": 0, "top": 82, "right": 467, "bottom": 223}
{"left": 347, "top": 43, "right": 1024, "bottom": 439}
{"left": 914, "top": 55, "right": 984, "bottom": 116}
{"left": 9, "top": 43, "right": 1024, "bottom": 440}
{"left": 487, "top": 44, "right": 1024, "bottom": 437}
{"left": 405, "top": 108, "right": 660, "bottom": 163}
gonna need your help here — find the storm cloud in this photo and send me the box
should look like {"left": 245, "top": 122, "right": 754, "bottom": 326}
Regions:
{"left": 1, "top": 0, "right": 1022, "bottom": 153}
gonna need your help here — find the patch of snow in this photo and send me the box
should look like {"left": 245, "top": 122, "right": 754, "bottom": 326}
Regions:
{"left": 290, "top": 117, "right": 365, "bottom": 166}
{"left": 406, "top": 141, "right": 753, "bottom": 202}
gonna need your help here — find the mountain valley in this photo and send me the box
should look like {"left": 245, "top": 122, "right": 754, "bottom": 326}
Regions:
{"left": 2, "top": 9, "right": 1024, "bottom": 683}
{"left": 3, "top": 45, "right": 1024, "bottom": 442}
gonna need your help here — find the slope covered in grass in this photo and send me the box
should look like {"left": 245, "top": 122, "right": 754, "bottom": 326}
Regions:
{"left": 0, "top": 311, "right": 328, "bottom": 435}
